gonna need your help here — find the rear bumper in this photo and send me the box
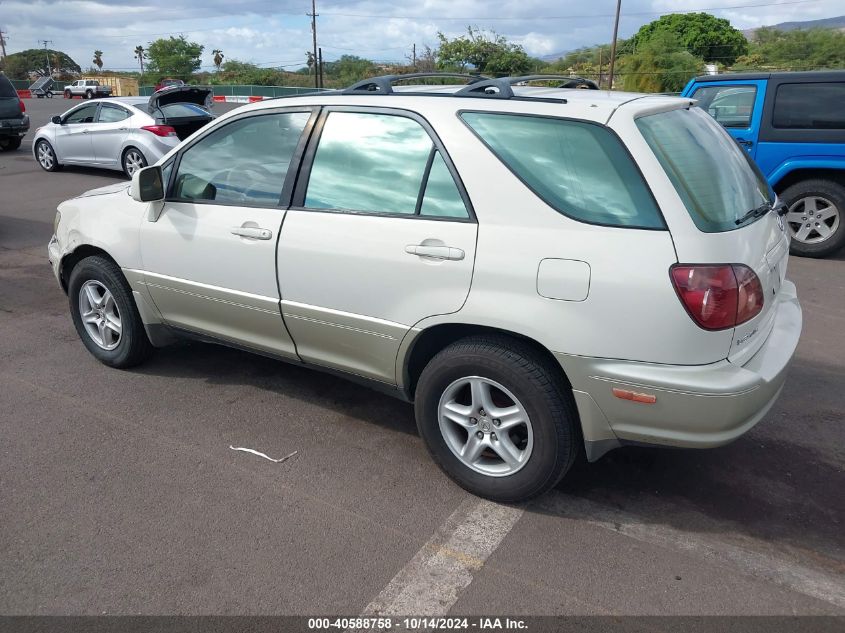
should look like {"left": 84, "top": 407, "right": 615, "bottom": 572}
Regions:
{"left": 0, "top": 116, "right": 29, "bottom": 137}
{"left": 558, "top": 280, "right": 802, "bottom": 454}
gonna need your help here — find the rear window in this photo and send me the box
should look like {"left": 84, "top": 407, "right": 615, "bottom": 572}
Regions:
{"left": 637, "top": 107, "right": 771, "bottom": 233}
{"left": 461, "top": 112, "right": 663, "bottom": 229}
{"left": 0, "top": 74, "right": 17, "bottom": 98}
{"left": 158, "top": 103, "right": 210, "bottom": 119}
{"left": 773, "top": 82, "right": 845, "bottom": 130}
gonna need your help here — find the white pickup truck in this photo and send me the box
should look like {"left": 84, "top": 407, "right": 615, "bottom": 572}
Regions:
{"left": 63, "top": 80, "right": 112, "bottom": 99}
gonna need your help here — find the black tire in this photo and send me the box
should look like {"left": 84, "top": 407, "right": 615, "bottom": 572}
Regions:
{"left": 0, "top": 137, "right": 22, "bottom": 151}
{"left": 34, "top": 139, "right": 61, "bottom": 172}
{"left": 781, "top": 179, "right": 845, "bottom": 258}
{"left": 415, "top": 335, "right": 579, "bottom": 502}
{"left": 68, "top": 255, "right": 154, "bottom": 369}
{"left": 46, "top": 91, "right": 53, "bottom": 98}
{"left": 121, "top": 146, "right": 147, "bottom": 178}
{"left": 85, "top": 89, "right": 94, "bottom": 99}
{"left": 64, "top": 90, "right": 72, "bottom": 99}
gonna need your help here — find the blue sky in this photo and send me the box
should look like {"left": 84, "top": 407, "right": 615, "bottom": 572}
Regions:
{"left": 1, "top": 0, "right": 843, "bottom": 72}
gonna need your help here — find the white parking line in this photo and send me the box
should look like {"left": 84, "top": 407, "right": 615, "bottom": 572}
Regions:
{"left": 537, "top": 493, "right": 845, "bottom": 609}
{"left": 350, "top": 498, "right": 523, "bottom": 625}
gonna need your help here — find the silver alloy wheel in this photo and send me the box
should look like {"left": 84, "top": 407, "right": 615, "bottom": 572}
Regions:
{"left": 785, "top": 196, "right": 840, "bottom": 244}
{"left": 123, "top": 150, "right": 145, "bottom": 176}
{"left": 78, "top": 280, "right": 122, "bottom": 350}
{"left": 36, "top": 142, "right": 54, "bottom": 170}
{"left": 438, "top": 376, "right": 534, "bottom": 477}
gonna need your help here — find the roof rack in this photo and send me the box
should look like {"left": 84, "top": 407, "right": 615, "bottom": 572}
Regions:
{"left": 455, "top": 74, "right": 598, "bottom": 99}
{"left": 342, "top": 73, "right": 488, "bottom": 95}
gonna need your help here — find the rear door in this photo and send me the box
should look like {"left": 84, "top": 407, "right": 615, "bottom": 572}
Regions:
{"left": 277, "top": 107, "right": 477, "bottom": 383}
{"left": 687, "top": 80, "right": 767, "bottom": 158}
{"left": 55, "top": 102, "right": 99, "bottom": 162}
{"left": 90, "top": 102, "right": 131, "bottom": 165}
{"left": 139, "top": 107, "right": 317, "bottom": 357}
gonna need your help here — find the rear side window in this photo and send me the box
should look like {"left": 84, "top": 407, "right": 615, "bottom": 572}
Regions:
{"left": 0, "top": 75, "right": 17, "bottom": 98}
{"left": 637, "top": 107, "right": 771, "bottom": 233}
{"left": 98, "top": 104, "right": 130, "bottom": 123}
{"left": 460, "top": 112, "right": 663, "bottom": 229}
{"left": 690, "top": 84, "right": 756, "bottom": 128}
{"left": 773, "top": 83, "right": 845, "bottom": 130}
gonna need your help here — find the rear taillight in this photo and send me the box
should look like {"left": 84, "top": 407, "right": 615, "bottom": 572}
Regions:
{"left": 141, "top": 125, "right": 176, "bottom": 137}
{"left": 670, "top": 264, "right": 764, "bottom": 331}
{"left": 19, "top": 99, "right": 25, "bottom": 113}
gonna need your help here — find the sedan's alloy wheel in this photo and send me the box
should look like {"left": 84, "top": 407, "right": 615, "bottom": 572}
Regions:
{"left": 438, "top": 376, "right": 534, "bottom": 477}
{"left": 36, "top": 142, "right": 55, "bottom": 170}
{"left": 78, "top": 280, "right": 122, "bottom": 350}
{"left": 123, "top": 150, "right": 145, "bottom": 176}
{"left": 785, "top": 195, "right": 840, "bottom": 244}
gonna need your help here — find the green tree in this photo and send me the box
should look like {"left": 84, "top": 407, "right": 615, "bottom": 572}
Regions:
{"left": 147, "top": 36, "right": 203, "bottom": 78}
{"left": 741, "top": 27, "right": 845, "bottom": 69}
{"left": 324, "top": 55, "right": 376, "bottom": 85}
{"left": 134, "top": 45, "right": 147, "bottom": 77}
{"left": 0, "top": 48, "right": 80, "bottom": 79}
{"left": 631, "top": 12, "right": 748, "bottom": 65}
{"left": 620, "top": 32, "right": 704, "bottom": 93}
{"left": 93, "top": 50, "right": 103, "bottom": 72}
{"left": 212, "top": 49, "right": 224, "bottom": 72}
{"left": 436, "top": 27, "right": 532, "bottom": 75}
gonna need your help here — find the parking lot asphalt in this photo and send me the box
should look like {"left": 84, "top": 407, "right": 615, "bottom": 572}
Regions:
{"left": 1, "top": 97, "right": 844, "bottom": 618}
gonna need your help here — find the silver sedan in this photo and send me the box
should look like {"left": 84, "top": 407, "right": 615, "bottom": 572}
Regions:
{"left": 33, "top": 87, "right": 214, "bottom": 178}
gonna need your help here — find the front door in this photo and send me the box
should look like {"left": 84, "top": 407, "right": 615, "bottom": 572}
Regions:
{"left": 277, "top": 108, "right": 478, "bottom": 383}
{"left": 55, "top": 102, "right": 99, "bottom": 163}
{"left": 90, "top": 102, "right": 131, "bottom": 166}
{"left": 139, "top": 108, "right": 316, "bottom": 358}
{"left": 687, "top": 80, "right": 767, "bottom": 158}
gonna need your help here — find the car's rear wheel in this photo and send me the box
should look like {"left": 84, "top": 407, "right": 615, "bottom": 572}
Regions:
{"left": 68, "top": 256, "right": 154, "bottom": 368}
{"left": 782, "top": 179, "right": 845, "bottom": 258}
{"left": 64, "top": 90, "right": 72, "bottom": 99}
{"left": 415, "top": 336, "right": 579, "bottom": 502}
{"left": 122, "top": 147, "right": 147, "bottom": 178}
{"left": 0, "top": 137, "right": 22, "bottom": 151}
{"left": 35, "top": 139, "right": 61, "bottom": 171}
{"left": 85, "top": 89, "right": 94, "bottom": 99}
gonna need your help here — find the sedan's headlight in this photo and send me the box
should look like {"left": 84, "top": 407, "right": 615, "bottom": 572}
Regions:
{"left": 53, "top": 211, "right": 61, "bottom": 235}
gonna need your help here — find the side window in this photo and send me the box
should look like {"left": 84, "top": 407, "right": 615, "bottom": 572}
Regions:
{"left": 98, "top": 105, "right": 130, "bottom": 123}
{"left": 65, "top": 104, "right": 98, "bottom": 124}
{"left": 773, "top": 82, "right": 845, "bottom": 130}
{"left": 171, "top": 111, "right": 310, "bottom": 207}
{"left": 461, "top": 112, "right": 663, "bottom": 229}
{"left": 304, "top": 111, "right": 469, "bottom": 219}
{"left": 691, "top": 85, "right": 756, "bottom": 128}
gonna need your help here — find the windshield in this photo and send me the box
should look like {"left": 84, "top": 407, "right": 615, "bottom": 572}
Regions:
{"left": 636, "top": 107, "right": 772, "bottom": 232}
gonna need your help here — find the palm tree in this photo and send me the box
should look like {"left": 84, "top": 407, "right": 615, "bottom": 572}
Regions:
{"left": 212, "top": 49, "right": 224, "bottom": 72}
{"left": 134, "top": 45, "right": 146, "bottom": 77}
{"left": 93, "top": 50, "right": 103, "bottom": 73}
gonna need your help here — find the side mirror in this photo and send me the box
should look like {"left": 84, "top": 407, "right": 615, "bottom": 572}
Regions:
{"left": 51, "top": 115, "right": 62, "bottom": 124}
{"left": 131, "top": 165, "right": 165, "bottom": 203}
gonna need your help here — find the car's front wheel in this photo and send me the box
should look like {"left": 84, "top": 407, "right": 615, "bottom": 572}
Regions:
{"left": 782, "top": 179, "right": 845, "bottom": 258}
{"left": 122, "top": 147, "right": 147, "bottom": 178}
{"left": 68, "top": 255, "right": 154, "bottom": 368}
{"left": 64, "top": 90, "right": 72, "bottom": 99}
{"left": 35, "top": 139, "right": 61, "bottom": 171}
{"left": 415, "top": 336, "right": 579, "bottom": 502}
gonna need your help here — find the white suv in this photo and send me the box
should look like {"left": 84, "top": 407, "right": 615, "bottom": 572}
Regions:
{"left": 48, "top": 74, "right": 802, "bottom": 501}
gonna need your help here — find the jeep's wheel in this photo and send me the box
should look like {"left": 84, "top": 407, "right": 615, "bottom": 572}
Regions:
{"left": 35, "top": 139, "right": 61, "bottom": 171}
{"left": 0, "top": 137, "right": 22, "bottom": 151}
{"left": 782, "top": 179, "right": 845, "bottom": 258}
{"left": 415, "top": 336, "right": 579, "bottom": 502}
{"left": 68, "top": 256, "right": 154, "bottom": 368}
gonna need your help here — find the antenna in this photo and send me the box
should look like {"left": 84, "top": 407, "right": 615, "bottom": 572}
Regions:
{"left": 39, "top": 39, "right": 54, "bottom": 76}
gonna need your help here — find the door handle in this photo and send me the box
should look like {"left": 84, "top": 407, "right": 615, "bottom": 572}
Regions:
{"left": 405, "top": 244, "right": 465, "bottom": 260}
{"left": 81, "top": 129, "right": 90, "bottom": 134}
{"left": 231, "top": 226, "right": 273, "bottom": 240}
{"left": 118, "top": 127, "right": 128, "bottom": 131}
{"left": 736, "top": 138, "right": 753, "bottom": 147}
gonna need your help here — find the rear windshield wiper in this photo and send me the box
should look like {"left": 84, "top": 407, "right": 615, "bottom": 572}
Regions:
{"left": 735, "top": 203, "right": 771, "bottom": 226}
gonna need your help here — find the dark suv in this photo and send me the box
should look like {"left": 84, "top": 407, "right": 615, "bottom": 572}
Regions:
{"left": 0, "top": 73, "right": 29, "bottom": 151}
{"left": 682, "top": 71, "right": 845, "bottom": 258}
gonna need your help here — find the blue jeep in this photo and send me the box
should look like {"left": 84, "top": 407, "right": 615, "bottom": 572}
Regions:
{"left": 682, "top": 71, "right": 845, "bottom": 257}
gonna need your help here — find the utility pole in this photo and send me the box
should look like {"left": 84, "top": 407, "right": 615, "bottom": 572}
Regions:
{"left": 0, "top": 30, "right": 7, "bottom": 60}
{"left": 607, "top": 0, "right": 621, "bottom": 90}
{"left": 308, "top": 0, "right": 319, "bottom": 89}
{"left": 39, "top": 39, "right": 53, "bottom": 76}
{"left": 597, "top": 48, "right": 603, "bottom": 89}
{"left": 412, "top": 43, "right": 416, "bottom": 70}
{"left": 318, "top": 47, "right": 323, "bottom": 89}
